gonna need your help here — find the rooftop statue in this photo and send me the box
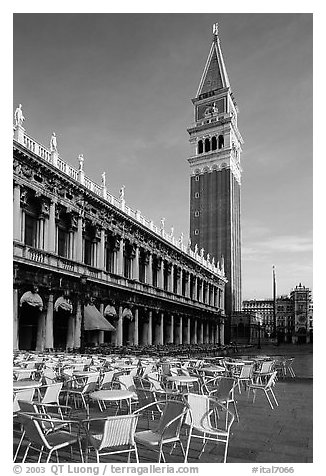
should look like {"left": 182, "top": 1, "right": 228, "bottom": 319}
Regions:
{"left": 170, "top": 226, "right": 174, "bottom": 238}
{"left": 194, "top": 243, "right": 198, "bottom": 255}
{"left": 200, "top": 247, "right": 205, "bottom": 258}
{"left": 78, "top": 154, "right": 84, "bottom": 171}
{"left": 14, "top": 104, "right": 25, "bottom": 127}
{"left": 119, "top": 185, "right": 125, "bottom": 201}
{"left": 178, "top": 232, "right": 184, "bottom": 245}
{"left": 160, "top": 217, "right": 165, "bottom": 230}
{"left": 50, "top": 132, "right": 57, "bottom": 152}
{"left": 101, "top": 172, "right": 106, "bottom": 187}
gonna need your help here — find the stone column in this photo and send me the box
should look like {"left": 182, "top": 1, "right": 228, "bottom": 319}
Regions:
{"left": 220, "top": 320, "right": 225, "bottom": 345}
{"left": 74, "top": 301, "right": 82, "bottom": 349}
{"left": 13, "top": 288, "right": 19, "bottom": 350}
{"left": 169, "top": 314, "right": 174, "bottom": 344}
{"left": 187, "top": 317, "right": 191, "bottom": 344}
{"left": 134, "top": 308, "right": 139, "bottom": 346}
{"left": 147, "top": 253, "right": 153, "bottom": 286}
{"left": 216, "top": 323, "right": 220, "bottom": 345}
{"left": 13, "top": 184, "right": 21, "bottom": 241}
{"left": 168, "top": 264, "right": 173, "bottom": 292}
{"left": 45, "top": 294, "right": 54, "bottom": 350}
{"left": 193, "top": 320, "right": 198, "bottom": 344}
{"left": 36, "top": 311, "right": 46, "bottom": 351}
{"left": 117, "top": 239, "right": 124, "bottom": 276}
{"left": 160, "top": 312, "right": 164, "bottom": 345}
{"left": 200, "top": 322, "right": 204, "bottom": 344}
{"left": 193, "top": 276, "right": 198, "bottom": 301}
{"left": 200, "top": 281, "right": 204, "bottom": 303}
{"left": 98, "top": 229, "right": 105, "bottom": 270}
{"left": 116, "top": 306, "right": 123, "bottom": 346}
{"left": 76, "top": 216, "right": 83, "bottom": 262}
{"left": 159, "top": 260, "right": 164, "bottom": 289}
{"left": 133, "top": 245, "right": 140, "bottom": 281}
{"left": 177, "top": 268, "right": 182, "bottom": 295}
{"left": 185, "top": 273, "right": 190, "bottom": 298}
{"left": 206, "top": 322, "right": 210, "bottom": 343}
{"left": 47, "top": 201, "right": 56, "bottom": 253}
{"left": 148, "top": 310, "right": 153, "bottom": 345}
{"left": 179, "top": 316, "right": 183, "bottom": 345}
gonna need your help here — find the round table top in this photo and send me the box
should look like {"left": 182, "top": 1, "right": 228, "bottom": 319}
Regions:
{"left": 73, "top": 371, "right": 99, "bottom": 377}
{"left": 166, "top": 376, "right": 198, "bottom": 383}
{"left": 89, "top": 390, "right": 134, "bottom": 401}
{"left": 13, "top": 380, "right": 42, "bottom": 390}
{"left": 200, "top": 366, "right": 225, "bottom": 373}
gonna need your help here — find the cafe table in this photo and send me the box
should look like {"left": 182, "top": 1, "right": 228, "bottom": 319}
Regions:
{"left": 166, "top": 375, "right": 199, "bottom": 392}
{"left": 89, "top": 389, "right": 134, "bottom": 414}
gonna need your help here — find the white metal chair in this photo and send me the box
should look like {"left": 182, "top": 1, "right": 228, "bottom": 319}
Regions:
{"left": 134, "top": 399, "right": 188, "bottom": 462}
{"left": 18, "top": 413, "right": 83, "bottom": 463}
{"left": 184, "top": 393, "right": 235, "bottom": 463}
{"left": 84, "top": 414, "right": 139, "bottom": 463}
{"left": 248, "top": 371, "right": 279, "bottom": 409}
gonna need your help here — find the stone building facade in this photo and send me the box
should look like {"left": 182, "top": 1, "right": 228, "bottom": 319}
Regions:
{"left": 13, "top": 116, "right": 227, "bottom": 351}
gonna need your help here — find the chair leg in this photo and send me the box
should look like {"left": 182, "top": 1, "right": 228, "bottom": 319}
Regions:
{"left": 14, "top": 429, "right": 25, "bottom": 462}
{"left": 223, "top": 435, "right": 229, "bottom": 463}
{"left": 22, "top": 443, "right": 31, "bottom": 463}
{"left": 232, "top": 400, "right": 239, "bottom": 422}
{"left": 264, "top": 390, "right": 274, "bottom": 410}
{"left": 184, "top": 427, "right": 193, "bottom": 462}
{"left": 270, "top": 389, "right": 279, "bottom": 407}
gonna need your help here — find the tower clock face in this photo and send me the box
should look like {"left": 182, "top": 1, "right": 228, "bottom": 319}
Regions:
{"left": 298, "top": 315, "right": 306, "bottom": 323}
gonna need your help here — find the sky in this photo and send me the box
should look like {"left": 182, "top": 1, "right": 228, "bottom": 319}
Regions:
{"left": 12, "top": 12, "right": 313, "bottom": 301}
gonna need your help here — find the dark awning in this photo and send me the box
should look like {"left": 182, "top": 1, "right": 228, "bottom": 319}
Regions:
{"left": 84, "top": 304, "right": 115, "bottom": 331}
{"left": 54, "top": 296, "right": 73, "bottom": 313}
{"left": 20, "top": 291, "right": 43, "bottom": 311}
{"left": 104, "top": 304, "right": 117, "bottom": 318}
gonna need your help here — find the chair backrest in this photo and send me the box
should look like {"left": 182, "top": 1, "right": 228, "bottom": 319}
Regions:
{"left": 266, "top": 371, "right": 278, "bottom": 389}
{"left": 239, "top": 364, "right": 254, "bottom": 379}
{"left": 82, "top": 373, "right": 100, "bottom": 394}
{"left": 118, "top": 375, "right": 137, "bottom": 395}
{"left": 17, "top": 413, "right": 51, "bottom": 449}
{"left": 96, "top": 414, "right": 139, "bottom": 450}
{"left": 142, "top": 363, "right": 155, "bottom": 377}
{"left": 13, "top": 389, "right": 35, "bottom": 413}
{"left": 260, "top": 360, "right": 274, "bottom": 373}
{"left": 42, "top": 368, "right": 57, "bottom": 385}
{"left": 16, "top": 370, "right": 32, "bottom": 381}
{"left": 156, "top": 399, "right": 188, "bottom": 440}
{"left": 213, "top": 377, "right": 236, "bottom": 401}
{"left": 41, "top": 382, "right": 63, "bottom": 404}
{"left": 185, "top": 393, "right": 210, "bottom": 430}
{"left": 99, "top": 371, "right": 115, "bottom": 390}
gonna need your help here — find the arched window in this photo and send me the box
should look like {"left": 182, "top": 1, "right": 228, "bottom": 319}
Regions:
{"left": 218, "top": 135, "right": 224, "bottom": 149}
{"left": 204, "top": 138, "right": 210, "bottom": 153}
{"left": 198, "top": 140, "right": 203, "bottom": 154}
{"left": 211, "top": 136, "right": 217, "bottom": 151}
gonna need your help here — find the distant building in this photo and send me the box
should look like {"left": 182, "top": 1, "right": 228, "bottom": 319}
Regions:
{"left": 243, "top": 283, "right": 313, "bottom": 344}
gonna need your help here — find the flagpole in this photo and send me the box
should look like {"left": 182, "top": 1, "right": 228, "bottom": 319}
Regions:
{"left": 273, "top": 266, "right": 277, "bottom": 339}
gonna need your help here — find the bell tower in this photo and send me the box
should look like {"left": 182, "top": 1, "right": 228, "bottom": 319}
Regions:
{"left": 188, "top": 23, "right": 243, "bottom": 327}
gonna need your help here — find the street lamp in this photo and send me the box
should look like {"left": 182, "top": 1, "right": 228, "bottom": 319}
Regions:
{"left": 80, "top": 274, "right": 88, "bottom": 354}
